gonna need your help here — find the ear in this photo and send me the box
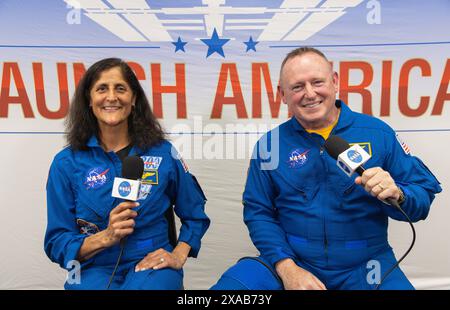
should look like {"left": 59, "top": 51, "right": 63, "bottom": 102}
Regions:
{"left": 278, "top": 84, "right": 287, "bottom": 104}
{"left": 332, "top": 71, "right": 339, "bottom": 93}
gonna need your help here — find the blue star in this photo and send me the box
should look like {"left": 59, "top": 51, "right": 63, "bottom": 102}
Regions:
{"left": 172, "top": 36, "right": 187, "bottom": 52}
{"left": 244, "top": 36, "right": 259, "bottom": 52}
{"left": 200, "top": 28, "right": 230, "bottom": 58}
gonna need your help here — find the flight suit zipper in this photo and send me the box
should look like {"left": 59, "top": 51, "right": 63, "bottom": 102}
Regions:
{"left": 304, "top": 133, "right": 331, "bottom": 267}
{"left": 324, "top": 227, "right": 328, "bottom": 265}
{"left": 320, "top": 145, "right": 329, "bottom": 266}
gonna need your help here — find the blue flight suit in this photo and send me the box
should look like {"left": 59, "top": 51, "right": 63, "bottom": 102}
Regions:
{"left": 44, "top": 137, "right": 210, "bottom": 290}
{"left": 212, "top": 100, "right": 441, "bottom": 290}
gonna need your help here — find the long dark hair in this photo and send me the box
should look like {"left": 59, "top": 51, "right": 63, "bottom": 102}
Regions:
{"left": 65, "top": 58, "right": 165, "bottom": 151}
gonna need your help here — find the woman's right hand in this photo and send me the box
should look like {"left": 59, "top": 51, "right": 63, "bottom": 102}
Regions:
{"left": 77, "top": 201, "right": 139, "bottom": 261}
{"left": 103, "top": 201, "right": 139, "bottom": 247}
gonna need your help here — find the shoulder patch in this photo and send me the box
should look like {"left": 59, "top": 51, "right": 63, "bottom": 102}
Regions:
{"left": 395, "top": 133, "right": 411, "bottom": 155}
{"left": 349, "top": 142, "right": 372, "bottom": 156}
{"left": 179, "top": 156, "right": 189, "bottom": 173}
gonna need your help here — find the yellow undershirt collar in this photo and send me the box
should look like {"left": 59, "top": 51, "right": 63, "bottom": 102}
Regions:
{"left": 306, "top": 109, "right": 341, "bottom": 140}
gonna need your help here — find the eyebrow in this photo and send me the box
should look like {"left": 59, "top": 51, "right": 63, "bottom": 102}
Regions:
{"left": 94, "top": 82, "right": 128, "bottom": 87}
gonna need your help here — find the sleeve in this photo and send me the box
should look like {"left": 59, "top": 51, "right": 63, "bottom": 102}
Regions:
{"left": 167, "top": 148, "right": 210, "bottom": 258}
{"left": 44, "top": 155, "right": 88, "bottom": 269}
{"left": 243, "top": 138, "right": 298, "bottom": 267}
{"left": 381, "top": 131, "right": 442, "bottom": 222}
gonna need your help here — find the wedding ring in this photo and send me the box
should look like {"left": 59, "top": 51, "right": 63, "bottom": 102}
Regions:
{"left": 160, "top": 257, "right": 165, "bottom": 263}
{"left": 378, "top": 184, "right": 385, "bottom": 190}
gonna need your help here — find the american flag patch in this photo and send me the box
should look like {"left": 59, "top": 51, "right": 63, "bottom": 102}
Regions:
{"left": 396, "top": 133, "right": 411, "bottom": 155}
{"left": 179, "top": 155, "right": 189, "bottom": 173}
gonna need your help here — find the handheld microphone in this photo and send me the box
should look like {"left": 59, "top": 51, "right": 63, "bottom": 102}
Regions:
{"left": 107, "top": 155, "right": 144, "bottom": 289}
{"left": 324, "top": 135, "right": 397, "bottom": 207}
{"left": 324, "top": 135, "right": 416, "bottom": 290}
{"left": 111, "top": 155, "right": 144, "bottom": 201}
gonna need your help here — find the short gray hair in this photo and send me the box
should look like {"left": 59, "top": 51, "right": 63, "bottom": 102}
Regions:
{"left": 279, "top": 47, "right": 330, "bottom": 82}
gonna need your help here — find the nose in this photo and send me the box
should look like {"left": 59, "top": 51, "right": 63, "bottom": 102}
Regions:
{"left": 304, "top": 83, "right": 316, "bottom": 99}
{"left": 106, "top": 89, "right": 118, "bottom": 102}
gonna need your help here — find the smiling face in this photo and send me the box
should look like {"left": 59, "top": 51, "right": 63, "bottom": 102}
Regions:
{"left": 279, "top": 52, "right": 339, "bottom": 130}
{"left": 89, "top": 66, "right": 135, "bottom": 133}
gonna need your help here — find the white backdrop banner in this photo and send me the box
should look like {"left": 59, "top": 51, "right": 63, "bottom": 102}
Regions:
{"left": 0, "top": 0, "right": 449, "bottom": 289}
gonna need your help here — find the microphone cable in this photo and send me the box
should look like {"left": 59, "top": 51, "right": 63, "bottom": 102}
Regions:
{"left": 323, "top": 135, "right": 417, "bottom": 290}
{"left": 374, "top": 200, "right": 416, "bottom": 290}
{"left": 106, "top": 152, "right": 142, "bottom": 289}
{"left": 106, "top": 239, "right": 126, "bottom": 290}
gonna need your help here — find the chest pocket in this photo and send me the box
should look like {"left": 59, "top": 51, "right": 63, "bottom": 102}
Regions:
{"left": 132, "top": 158, "right": 172, "bottom": 218}
{"left": 74, "top": 197, "right": 106, "bottom": 235}
{"left": 72, "top": 161, "right": 116, "bottom": 218}
{"left": 140, "top": 165, "right": 169, "bottom": 201}
{"left": 73, "top": 180, "right": 114, "bottom": 234}
{"left": 271, "top": 164, "right": 320, "bottom": 209}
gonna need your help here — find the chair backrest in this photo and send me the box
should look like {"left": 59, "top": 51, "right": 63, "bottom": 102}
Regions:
{"left": 164, "top": 208, "right": 184, "bottom": 289}
{"left": 164, "top": 207, "right": 177, "bottom": 248}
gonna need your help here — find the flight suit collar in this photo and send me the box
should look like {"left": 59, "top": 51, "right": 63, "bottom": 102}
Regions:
{"left": 86, "top": 135, "right": 145, "bottom": 156}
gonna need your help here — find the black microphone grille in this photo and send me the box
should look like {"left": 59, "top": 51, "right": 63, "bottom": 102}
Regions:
{"left": 122, "top": 155, "right": 144, "bottom": 180}
{"left": 324, "top": 135, "right": 350, "bottom": 160}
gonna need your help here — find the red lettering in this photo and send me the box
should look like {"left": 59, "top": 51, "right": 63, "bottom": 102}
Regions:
{"left": 339, "top": 61, "right": 373, "bottom": 115}
{"left": 0, "top": 62, "right": 34, "bottom": 118}
{"left": 380, "top": 60, "right": 392, "bottom": 116}
{"left": 252, "top": 63, "right": 282, "bottom": 118}
{"left": 211, "top": 63, "right": 248, "bottom": 119}
{"left": 57, "top": 63, "right": 70, "bottom": 119}
{"left": 33, "top": 63, "right": 69, "bottom": 119}
{"left": 127, "top": 62, "right": 146, "bottom": 80}
{"left": 432, "top": 59, "right": 450, "bottom": 115}
{"left": 73, "top": 63, "right": 86, "bottom": 88}
{"left": 398, "top": 59, "right": 431, "bottom": 117}
{"left": 151, "top": 63, "right": 186, "bottom": 119}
